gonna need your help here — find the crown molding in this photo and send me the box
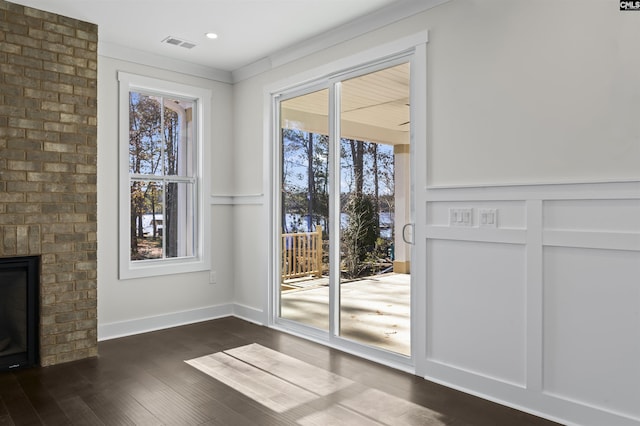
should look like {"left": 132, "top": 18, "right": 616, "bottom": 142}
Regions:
{"left": 99, "top": 41, "right": 233, "bottom": 84}
{"left": 231, "top": 0, "right": 449, "bottom": 83}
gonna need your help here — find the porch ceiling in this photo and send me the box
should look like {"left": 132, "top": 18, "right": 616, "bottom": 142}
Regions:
{"left": 281, "top": 63, "right": 410, "bottom": 146}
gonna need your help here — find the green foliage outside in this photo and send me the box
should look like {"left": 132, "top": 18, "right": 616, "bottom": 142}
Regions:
{"left": 282, "top": 128, "right": 395, "bottom": 280}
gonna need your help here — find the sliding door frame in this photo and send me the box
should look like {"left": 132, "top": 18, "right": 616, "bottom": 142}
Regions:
{"left": 265, "top": 33, "right": 428, "bottom": 374}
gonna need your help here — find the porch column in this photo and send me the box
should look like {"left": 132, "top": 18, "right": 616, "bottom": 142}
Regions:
{"left": 393, "top": 144, "right": 411, "bottom": 274}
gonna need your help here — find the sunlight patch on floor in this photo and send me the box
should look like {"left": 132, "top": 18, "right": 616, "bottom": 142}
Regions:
{"left": 186, "top": 343, "right": 445, "bottom": 425}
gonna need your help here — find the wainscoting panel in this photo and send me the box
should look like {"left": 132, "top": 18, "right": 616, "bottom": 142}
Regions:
{"left": 543, "top": 199, "right": 640, "bottom": 233}
{"left": 426, "top": 239, "right": 527, "bottom": 387}
{"left": 422, "top": 182, "right": 640, "bottom": 426}
{"left": 543, "top": 247, "right": 640, "bottom": 420}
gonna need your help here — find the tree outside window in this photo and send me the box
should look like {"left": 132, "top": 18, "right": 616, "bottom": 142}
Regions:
{"left": 128, "top": 92, "right": 195, "bottom": 262}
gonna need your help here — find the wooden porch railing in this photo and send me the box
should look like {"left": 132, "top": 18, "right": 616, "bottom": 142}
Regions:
{"left": 281, "top": 225, "right": 323, "bottom": 280}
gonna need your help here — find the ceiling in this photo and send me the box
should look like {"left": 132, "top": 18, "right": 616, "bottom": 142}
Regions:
{"left": 10, "top": 0, "right": 413, "bottom": 73}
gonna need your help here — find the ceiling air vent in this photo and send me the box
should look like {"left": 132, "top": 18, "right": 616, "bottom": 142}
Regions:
{"left": 162, "top": 36, "right": 197, "bottom": 49}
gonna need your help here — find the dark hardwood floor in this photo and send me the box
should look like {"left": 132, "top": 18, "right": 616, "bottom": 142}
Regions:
{"left": 0, "top": 317, "right": 561, "bottom": 425}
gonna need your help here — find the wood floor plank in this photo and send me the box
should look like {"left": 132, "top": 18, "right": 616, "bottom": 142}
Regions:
{"left": 205, "top": 377, "right": 300, "bottom": 426}
{"left": 192, "top": 396, "right": 261, "bottom": 426}
{"left": 0, "top": 397, "right": 9, "bottom": 418}
{"left": 0, "top": 373, "right": 41, "bottom": 425}
{"left": 82, "top": 390, "right": 160, "bottom": 426}
{"left": 341, "top": 387, "right": 446, "bottom": 425}
{"left": 296, "top": 404, "right": 384, "bottom": 426}
{"left": 127, "top": 383, "right": 210, "bottom": 425}
{"left": 0, "top": 399, "right": 15, "bottom": 426}
{"left": 14, "top": 373, "right": 71, "bottom": 426}
{"left": 223, "top": 343, "right": 354, "bottom": 395}
{"left": 0, "top": 417, "right": 14, "bottom": 426}
{"left": 56, "top": 396, "right": 104, "bottom": 426}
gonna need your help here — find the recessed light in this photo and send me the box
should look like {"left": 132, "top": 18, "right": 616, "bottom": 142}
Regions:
{"left": 205, "top": 32, "right": 218, "bottom": 39}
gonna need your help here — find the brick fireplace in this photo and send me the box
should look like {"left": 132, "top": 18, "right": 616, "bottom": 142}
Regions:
{"left": 0, "top": 0, "right": 98, "bottom": 366}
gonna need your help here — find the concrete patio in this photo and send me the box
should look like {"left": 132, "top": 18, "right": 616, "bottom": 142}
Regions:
{"left": 280, "top": 273, "right": 410, "bottom": 355}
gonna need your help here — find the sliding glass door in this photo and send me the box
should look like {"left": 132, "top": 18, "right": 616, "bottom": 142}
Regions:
{"left": 276, "top": 60, "right": 412, "bottom": 358}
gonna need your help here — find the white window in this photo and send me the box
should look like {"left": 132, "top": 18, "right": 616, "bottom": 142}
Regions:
{"left": 118, "top": 72, "right": 211, "bottom": 279}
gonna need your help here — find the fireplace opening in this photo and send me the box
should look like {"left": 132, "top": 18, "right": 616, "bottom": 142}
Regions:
{"left": 0, "top": 256, "right": 39, "bottom": 371}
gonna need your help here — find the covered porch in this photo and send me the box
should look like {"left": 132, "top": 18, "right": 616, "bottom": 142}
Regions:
{"left": 281, "top": 273, "right": 410, "bottom": 355}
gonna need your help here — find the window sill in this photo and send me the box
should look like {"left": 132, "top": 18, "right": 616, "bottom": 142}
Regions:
{"left": 119, "top": 256, "right": 210, "bottom": 280}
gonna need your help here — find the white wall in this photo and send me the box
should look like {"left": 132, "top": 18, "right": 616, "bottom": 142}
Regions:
{"left": 231, "top": 1, "right": 640, "bottom": 425}
{"left": 97, "top": 56, "right": 236, "bottom": 339}
{"left": 425, "top": 0, "right": 640, "bottom": 186}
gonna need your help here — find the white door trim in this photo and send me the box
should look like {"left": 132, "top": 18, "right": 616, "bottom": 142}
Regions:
{"left": 263, "top": 32, "right": 429, "bottom": 374}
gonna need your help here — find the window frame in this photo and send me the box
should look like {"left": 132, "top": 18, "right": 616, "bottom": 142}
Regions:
{"left": 118, "top": 72, "right": 211, "bottom": 279}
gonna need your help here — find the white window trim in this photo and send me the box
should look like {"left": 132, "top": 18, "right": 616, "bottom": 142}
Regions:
{"left": 118, "top": 71, "right": 211, "bottom": 279}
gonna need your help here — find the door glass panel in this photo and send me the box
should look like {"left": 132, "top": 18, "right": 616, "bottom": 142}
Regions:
{"left": 339, "top": 63, "right": 411, "bottom": 355}
{"left": 279, "top": 89, "right": 330, "bottom": 331}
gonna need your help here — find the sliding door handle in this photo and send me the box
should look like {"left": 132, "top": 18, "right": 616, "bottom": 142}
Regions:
{"left": 402, "top": 223, "right": 415, "bottom": 245}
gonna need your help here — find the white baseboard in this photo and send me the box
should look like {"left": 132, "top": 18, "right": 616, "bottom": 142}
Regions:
{"left": 98, "top": 304, "right": 234, "bottom": 341}
{"left": 232, "top": 303, "right": 265, "bottom": 325}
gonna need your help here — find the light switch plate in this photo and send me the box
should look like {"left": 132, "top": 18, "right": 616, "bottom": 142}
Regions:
{"left": 449, "top": 208, "right": 473, "bottom": 227}
{"left": 479, "top": 208, "right": 498, "bottom": 228}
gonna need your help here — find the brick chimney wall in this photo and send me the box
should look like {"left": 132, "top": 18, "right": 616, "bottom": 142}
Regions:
{"left": 0, "top": 0, "right": 98, "bottom": 366}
